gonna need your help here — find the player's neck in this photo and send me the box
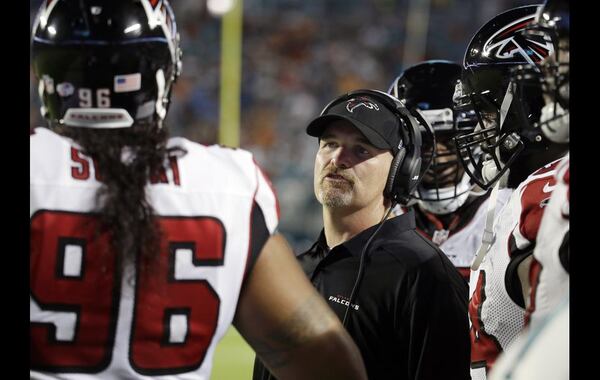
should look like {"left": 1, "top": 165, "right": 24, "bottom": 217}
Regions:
{"left": 322, "top": 202, "right": 387, "bottom": 248}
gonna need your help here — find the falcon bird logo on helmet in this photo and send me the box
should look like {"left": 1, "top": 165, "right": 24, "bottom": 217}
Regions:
{"left": 482, "top": 14, "right": 554, "bottom": 64}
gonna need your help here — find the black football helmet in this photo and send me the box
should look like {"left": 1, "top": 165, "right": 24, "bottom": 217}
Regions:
{"left": 388, "top": 60, "right": 479, "bottom": 214}
{"left": 31, "top": 0, "right": 182, "bottom": 129}
{"left": 453, "top": 5, "right": 562, "bottom": 190}
{"left": 511, "top": 0, "right": 569, "bottom": 144}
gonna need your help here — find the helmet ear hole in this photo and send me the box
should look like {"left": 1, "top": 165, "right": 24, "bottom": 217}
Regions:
{"left": 31, "top": 0, "right": 181, "bottom": 129}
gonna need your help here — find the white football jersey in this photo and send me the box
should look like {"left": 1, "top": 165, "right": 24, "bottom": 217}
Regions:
{"left": 488, "top": 296, "right": 569, "bottom": 380}
{"left": 437, "top": 189, "right": 512, "bottom": 279}
{"left": 405, "top": 189, "right": 513, "bottom": 281}
{"left": 30, "top": 127, "right": 279, "bottom": 379}
{"left": 468, "top": 158, "right": 563, "bottom": 380}
{"left": 527, "top": 154, "right": 569, "bottom": 329}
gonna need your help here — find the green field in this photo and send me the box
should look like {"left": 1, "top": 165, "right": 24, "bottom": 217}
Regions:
{"left": 211, "top": 327, "right": 255, "bottom": 380}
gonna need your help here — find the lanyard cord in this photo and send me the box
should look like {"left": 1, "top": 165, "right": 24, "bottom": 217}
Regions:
{"left": 342, "top": 202, "right": 397, "bottom": 327}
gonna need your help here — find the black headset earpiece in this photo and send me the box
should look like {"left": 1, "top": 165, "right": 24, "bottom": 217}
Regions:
{"left": 406, "top": 107, "right": 435, "bottom": 185}
{"left": 384, "top": 146, "right": 408, "bottom": 200}
{"left": 384, "top": 103, "right": 423, "bottom": 204}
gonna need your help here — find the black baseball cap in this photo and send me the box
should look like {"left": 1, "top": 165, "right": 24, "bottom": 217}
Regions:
{"left": 306, "top": 94, "right": 403, "bottom": 154}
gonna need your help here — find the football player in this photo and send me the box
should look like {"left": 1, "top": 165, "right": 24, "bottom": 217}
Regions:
{"left": 29, "top": 1, "right": 367, "bottom": 379}
{"left": 451, "top": 5, "right": 568, "bottom": 379}
{"left": 517, "top": 0, "right": 570, "bottom": 329}
{"left": 490, "top": 3, "right": 570, "bottom": 377}
{"left": 388, "top": 60, "right": 512, "bottom": 282}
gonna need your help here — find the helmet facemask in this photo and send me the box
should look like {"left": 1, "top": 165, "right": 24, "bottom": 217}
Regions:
{"left": 416, "top": 131, "right": 476, "bottom": 215}
{"left": 539, "top": 46, "right": 569, "bottom": 143}
{"left": 453, "top": 75, "right": 527, "bottom": 190}
{"left": 513, "top": 18, "right": 569, "bottom": 144}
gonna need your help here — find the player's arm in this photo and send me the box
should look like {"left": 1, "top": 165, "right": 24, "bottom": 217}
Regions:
{"left": 233, "top": 233, "right": 367, "bottom": 380}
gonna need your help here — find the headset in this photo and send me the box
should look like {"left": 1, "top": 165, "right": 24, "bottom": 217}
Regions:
{"left": 318, "top": 89, "right": 433, "bottom": 327}
{"left": 318, "top": 89, "right": 428, "bottom": 204}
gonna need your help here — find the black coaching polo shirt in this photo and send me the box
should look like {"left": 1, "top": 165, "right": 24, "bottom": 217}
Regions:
{"left": 253, "top": 209, "right": 470, "bottom": 380}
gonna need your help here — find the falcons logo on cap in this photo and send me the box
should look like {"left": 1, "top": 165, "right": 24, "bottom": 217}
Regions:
{"left": 346, "top": 97, "right": 380, "bottom": 113}
{"left": 483, "top": 15, "right": 554, "bottom": 65}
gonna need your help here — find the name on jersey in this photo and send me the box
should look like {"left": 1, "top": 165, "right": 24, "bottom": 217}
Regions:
{"left": 70, "top": 147, "right": 181, "bottom": 186}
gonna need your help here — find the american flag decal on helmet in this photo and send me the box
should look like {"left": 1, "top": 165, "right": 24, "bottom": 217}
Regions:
{"left": 483, "top": 15, "right": 554, "bottom": 65}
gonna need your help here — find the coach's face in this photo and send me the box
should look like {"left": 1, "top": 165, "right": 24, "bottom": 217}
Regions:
{"left": 314, "top": 120, "right": 393, "bottom": 211}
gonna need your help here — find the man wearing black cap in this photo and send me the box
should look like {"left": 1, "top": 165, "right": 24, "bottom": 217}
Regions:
{"left": 253, "top": 91, "right": 470, "bottom": 380}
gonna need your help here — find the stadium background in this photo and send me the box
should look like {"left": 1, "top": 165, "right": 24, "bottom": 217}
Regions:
{"left": 29, "top": 0, "right": 537, "bottom": 378}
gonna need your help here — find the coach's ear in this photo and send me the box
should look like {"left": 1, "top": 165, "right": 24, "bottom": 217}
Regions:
{"left": 233, "top": 233, "right": 367, "bottom": 380}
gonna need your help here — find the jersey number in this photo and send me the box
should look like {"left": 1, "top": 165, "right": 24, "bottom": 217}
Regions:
{"left": 30, "top": 210, "right": 226, "bottom": 375}
{"left": 79, "top": 88, "right": 111, "bottom": 108}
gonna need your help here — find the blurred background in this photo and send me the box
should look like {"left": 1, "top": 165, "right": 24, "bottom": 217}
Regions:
{"left": 30, "top": 1, "right": 538, "bottom": 378}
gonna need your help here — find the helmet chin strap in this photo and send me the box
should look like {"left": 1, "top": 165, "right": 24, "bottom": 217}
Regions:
{"left": 471, "top": 83, "right": 514, "bottom": 270}
{"left": 481, "top": 158, "right": 500, "bottom": 183}
{"left": 481, "top": 156, "right": 510, "bottom": 187}
{"left": 155, "top": 69, "right": 167, "bottom": 125}
{"left": 499, "top": 81, "right": 514, "bottom": 129}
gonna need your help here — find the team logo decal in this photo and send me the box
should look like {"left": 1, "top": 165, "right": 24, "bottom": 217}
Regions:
{"left": 432, "top": 229, "right": 450, "bottom": 246}
{"left": 56, "top": 82, "right": 74, "bottom": 97}
{"left": 346, "top": 97, "right": 380, "bottom": 113}
{"left": 483, "top": 15, "right": 554, "bottom": 65}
